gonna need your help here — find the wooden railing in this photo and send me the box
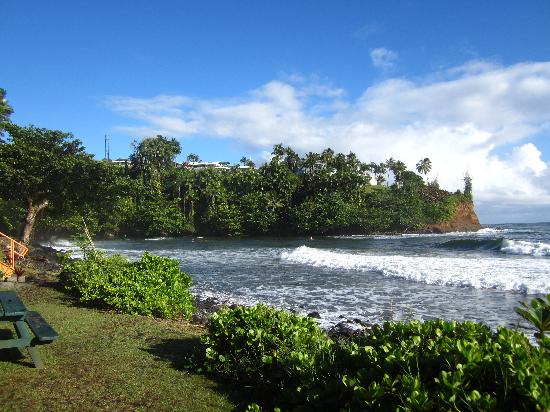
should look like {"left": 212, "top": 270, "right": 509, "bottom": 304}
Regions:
{"left": 0, "top": 231, "right": 29, "bottom": 280}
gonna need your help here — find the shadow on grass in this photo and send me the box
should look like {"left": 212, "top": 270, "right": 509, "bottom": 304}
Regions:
{"left": 0, "top": 328, "right": 34, "bottom": 368}
{"left": 144, "top": 337, "right": 202, "bottom": 371}
{"left": 144, "top": 337, "right": 269, "bottom": 411}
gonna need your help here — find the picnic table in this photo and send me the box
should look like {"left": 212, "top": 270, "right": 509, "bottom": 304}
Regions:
{"left": 0, "top": 290, "right": 59, "bottom": 368}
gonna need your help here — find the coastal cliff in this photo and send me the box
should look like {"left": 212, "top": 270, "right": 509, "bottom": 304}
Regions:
{"left": 424, "top": 200, "right": 481, "bottom": 233}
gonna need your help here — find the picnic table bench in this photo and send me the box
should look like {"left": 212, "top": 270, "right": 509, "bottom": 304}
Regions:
{"left": 0, "top": 290, "right": 59, "bottom": 368}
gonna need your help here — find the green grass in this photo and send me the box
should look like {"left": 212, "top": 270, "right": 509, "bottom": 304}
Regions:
{"left": 0, "top": 283, "right": 238, "bottom": 411}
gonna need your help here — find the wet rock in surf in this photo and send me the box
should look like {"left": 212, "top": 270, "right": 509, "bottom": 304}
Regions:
{"left": 307, "top": 310, "right": 321, "bottom": 318}
{"left": 328, "top": 319, "right": 372, "bottom": 340}
{"left": 194, "top": 296, "right": 224, "bottom": 313}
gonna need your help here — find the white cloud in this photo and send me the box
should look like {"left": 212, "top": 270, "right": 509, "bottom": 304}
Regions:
{"left": 509, "top": 143, "right": 547, "bottom": 176}
{"left": 369, "top": 47, "right": 398, "bottom": 70}
{"left": 106, "top": 61, "right": 550, "bottom": 220}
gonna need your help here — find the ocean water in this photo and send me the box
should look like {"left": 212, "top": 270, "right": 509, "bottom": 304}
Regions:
{"left": 44, "top": 222, "right": 550, "bottom": 331}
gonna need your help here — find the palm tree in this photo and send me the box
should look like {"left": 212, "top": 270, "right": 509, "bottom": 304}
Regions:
{"left": 368, "top": 162, "right": 386, "bottom": 185}
{"left": 416, "top": 157, "right": 432, "bottom": 179}
{"left": 387, "top": 158, "right": 406, "bottom": 187}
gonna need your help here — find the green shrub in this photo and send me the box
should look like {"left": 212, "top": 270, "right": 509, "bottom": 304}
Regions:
{"left": 60, "top": 250, "right": 194, "bottom": 319}
{"left": 198, "top": 307, "right": 549, "bottom": 411}
{"left": 201, "top": 304, "right": 333, "bottom": 392}
{"left": 322, "top": 321, "right": 550, "bottom": 411}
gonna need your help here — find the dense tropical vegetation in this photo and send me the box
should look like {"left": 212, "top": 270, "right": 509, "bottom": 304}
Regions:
{"left": 0, "top": 125, "right": 470, "bottom": 241}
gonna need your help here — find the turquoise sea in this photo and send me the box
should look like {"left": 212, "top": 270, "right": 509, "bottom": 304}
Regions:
{"left": 46, "top": 222, "right": 550, "bottom": 331}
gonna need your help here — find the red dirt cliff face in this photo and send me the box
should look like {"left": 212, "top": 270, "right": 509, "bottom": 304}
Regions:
{"left": 424, "top": 201, "right": 482, "bottom": 233}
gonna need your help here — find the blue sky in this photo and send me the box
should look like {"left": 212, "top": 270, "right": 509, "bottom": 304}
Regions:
{"left": 2, "top": 0, "right": 550, "bottom": 223}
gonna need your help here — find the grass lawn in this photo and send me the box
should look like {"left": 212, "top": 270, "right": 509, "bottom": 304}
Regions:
{"left": 0, "top": 282, "right": 239, "bottom": 411}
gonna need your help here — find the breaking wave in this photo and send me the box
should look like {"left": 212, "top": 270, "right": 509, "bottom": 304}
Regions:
{"left": 439, "top": 238, "right": 550, "bottom": 256}
{"left": 280, "top": 246, "right": 550, "bottom": 294}
{"left": 500, "top": 239, "right": 550, "bottom": 256}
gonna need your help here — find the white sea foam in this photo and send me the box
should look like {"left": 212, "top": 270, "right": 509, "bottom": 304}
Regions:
{"left": 42, "top": 239, "right": 82, "bottom": 257}
{"left": 476, "top": 227, "right": 512, "bottom": 234}
{"left": 500, "top": 239, "right": 550, "bottom": 256}
{"left": 281, "top": 246, "right": 550, "bottom": 294}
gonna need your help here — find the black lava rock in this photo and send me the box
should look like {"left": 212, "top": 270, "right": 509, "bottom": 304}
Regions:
{"left": 307, "top": 311, "right": 321, "bottom": 319}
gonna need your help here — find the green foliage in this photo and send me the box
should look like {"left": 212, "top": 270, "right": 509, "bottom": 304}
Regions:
{"left": 516, "top": 294, "right": 550, "bottom": 341}
{"left": 130, "top": 135, "right": 181, "bottom": 182}
{"left": 126, "top": 196, "right": 190, "bottom": 237}
{"left": 326, "top": 321, "right": 549, "bottom": 411}
{"left": 0, "top": 123, "right": 97, "bottom": 242}
{"left": 35, "top": 161, "right": 137, "bottom": 238}
{"left": 201, "top": 305, "right": 333, "bottom": 392}
{"left": 60, "top": 249, "right": 194, "bottom": 319}
{"left": 422, "top": 190, "right": 463, "bottom": 224}
{"left": 197, "top": 306, "right": 550, "bottom": 411}
{"left": 201, "top": 199, "right": 243, "bottom": 235}
{"left": 0, "top": 123, "right": 90, "bottom": 203}
{"left": 0, "top": 199, "right": 24, "bottom": 234}
{"left": 240, "top": 191, "right": 280, "bottom": 234}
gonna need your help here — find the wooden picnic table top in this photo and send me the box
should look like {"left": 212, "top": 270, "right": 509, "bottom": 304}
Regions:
{"left": 0, "top": 290, "right": 27, "bottom": 319}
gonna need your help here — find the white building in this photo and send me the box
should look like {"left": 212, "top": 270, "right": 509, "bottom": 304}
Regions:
{"left": 182, "top": 161, "right": 231, "bottom": 170}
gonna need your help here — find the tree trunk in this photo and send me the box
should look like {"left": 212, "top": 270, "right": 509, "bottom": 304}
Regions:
{"left": 20, "top": 198, "right": 49, "bottom": 244}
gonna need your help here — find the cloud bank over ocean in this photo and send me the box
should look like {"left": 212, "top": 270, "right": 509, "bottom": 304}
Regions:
{"left": 106, "top": 61, "right": 550, "bottom": 220}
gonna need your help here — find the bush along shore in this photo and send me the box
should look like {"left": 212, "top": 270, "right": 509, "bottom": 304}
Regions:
{"left": 47, "top": 244, "right": 549, "bottom": 411}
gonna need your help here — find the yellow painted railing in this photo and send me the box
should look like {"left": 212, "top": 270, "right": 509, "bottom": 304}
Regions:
{"left": 0, "top": 231, "right": 29, "bottom": 280}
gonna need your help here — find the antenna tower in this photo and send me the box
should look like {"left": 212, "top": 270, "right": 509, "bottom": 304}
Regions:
{"left": 104, "top": 135, "right": 110, "bottom": 161}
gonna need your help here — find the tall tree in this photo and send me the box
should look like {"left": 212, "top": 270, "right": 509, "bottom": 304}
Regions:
{"left": 463, "top": 172, "right": 473, "bottom": 197}
{"left": 0, "top": 123, "right": 93, "bottom": 243}
{"left": 130, "top": 135, "right": 181, "bottom": 182}
{"left": 387, "top": 159, "right": 407, "bottom": 187}
{"left": 368, "top": 162, "right": 386, "bottom": 185}
{"left": 0, "top": 88, "right": 14, "bottom": 134}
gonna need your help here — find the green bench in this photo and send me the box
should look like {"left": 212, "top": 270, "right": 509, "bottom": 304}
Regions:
{"left": 0, "top": 290, "right": 59, "bottom": 368}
